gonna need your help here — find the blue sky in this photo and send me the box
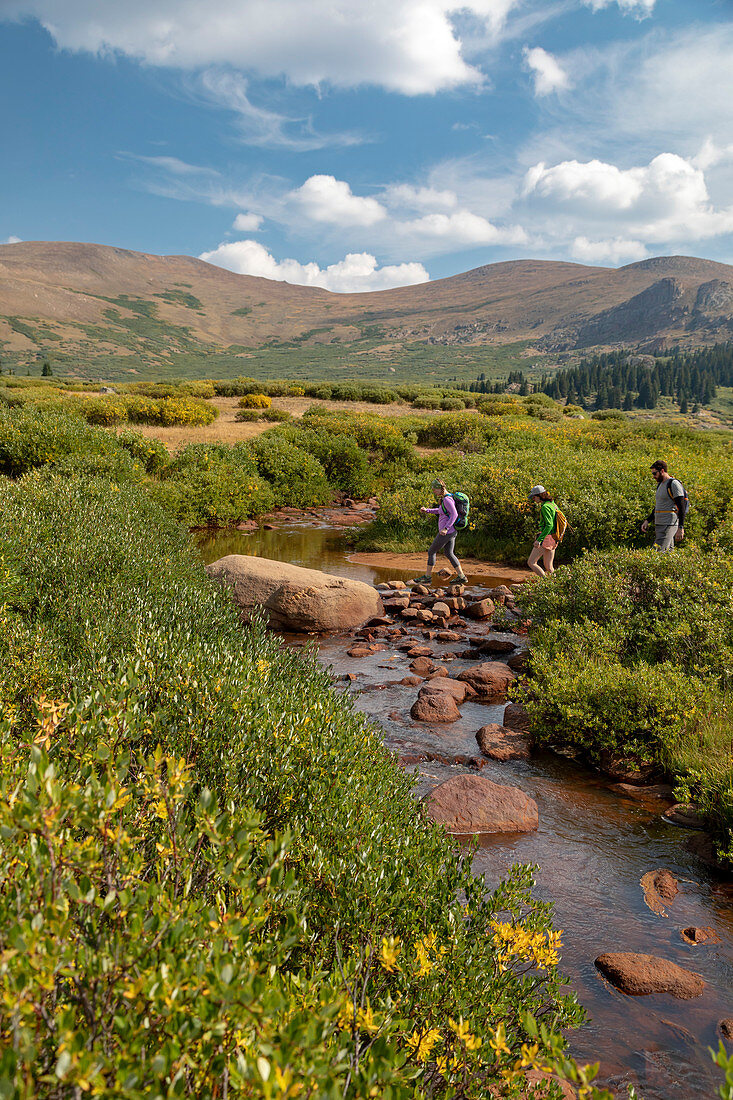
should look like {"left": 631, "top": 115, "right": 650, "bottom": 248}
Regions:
{"left": 1, "top": 0, "right": 732, "bottom": 291}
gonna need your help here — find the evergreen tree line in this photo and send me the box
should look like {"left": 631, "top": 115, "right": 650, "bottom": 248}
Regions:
{"left": 459, "top": 343, "right": 733, "bottom": 412}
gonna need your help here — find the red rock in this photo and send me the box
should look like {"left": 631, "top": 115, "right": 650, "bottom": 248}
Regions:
{"left": 681, "top": 926, "right": 721, "bottom": 944}
{"left": 720, "top": 1019, "right": 733, "bottom": 1040}
{"left": 640, "top": 869, "right": 679, "bottom": 915}
{"left": 663, "top": 803, "right": 706, "bottom": 829}
{"left": 447, "top": 585, "right": 465, "bottom": 597}
{"left": 424, "top": 775, "right": 539, "bottom": 834}
{"left": 383, "top": 596, "right": 410, "bottom": 610}
{"left": 465, "top": 597, "right": 495, "bottom": 620}
{"left": 399, "top": 675, "right": 423, "bottom": 686}
{"left": 366, "top": 616, "right": 393, "bottom": 627}
{"left": 595, "top": 953, "right": 704, "bottom": 998}
{"left": 436, "top": 630, "right": 461, "bottom": 642}
{"left": 476, "top": 638, "right": 516, "bottom": 655}
{"left": 476, "top": 723, "right": 531, "bottom": 761}
{"left": 431, "top": 601, "right": 450, "bottom": 619}
{"left": 410, "top": 656, "right": 435, "bottom": 676}
{"left": 411, "top": 584, "right": 430, "bottom": 595}
{"left": 600, "top": 752, "right": 658, "bottom": 784}
{"left": 426, "top": 664, "right": 449, "bottom": 679}
{"left": 503, "top": 702, "right": 531, "bottom": 733}
{"left": 420, "top": 677, "right": 472, "bottom": 704}
{"left": 387, "top": 580, "right": 407, "bottom": 590}
{"left": 407, "top": 645, "right": 433, "bottom": 657}
{"left": 410, "top": 692, "right": 461, "bottom": 723}
{"left": 346, "top": 643, "right": 385, "bottom": 658}
{"left": 401, "top": 608, "right": 419, "bottom": 620}
{"left": 523, "top": 1070, "right": 576, "bottom": 1099}
{"left": 457, "top": 661, "right": 515, "bottom": 700}
{"left": 415, "top": 609, "right": 434, "bottom": 622}
{"left": 507, "top": 652, "right": 530, "bottom": 672}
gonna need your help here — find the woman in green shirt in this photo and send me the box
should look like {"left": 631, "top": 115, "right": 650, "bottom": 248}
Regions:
{"left": 527, "top": 484, "right": 558, "bottom": 578}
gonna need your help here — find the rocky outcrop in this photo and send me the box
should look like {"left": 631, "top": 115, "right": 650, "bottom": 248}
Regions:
{"left": 424, "top": 775, "right": 538, "bottom": 834}
{"left": 574, "top": 278, "right": 687, "bottom": 347}
{"left": 595, "top": 952, "right": 704, "bottom": 999}
{"left": 420, "top": 677, "right": 474, "bottom": 704}
{"left": 206, "top": 555, "right": 383, "bottom": 633}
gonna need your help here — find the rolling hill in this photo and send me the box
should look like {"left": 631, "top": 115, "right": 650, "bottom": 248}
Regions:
{"left": 1, "top": 241, "right": 731, "bottom": 381}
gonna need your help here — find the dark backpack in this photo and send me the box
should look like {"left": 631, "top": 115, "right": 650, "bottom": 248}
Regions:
{"left": 667, "top": 479, "right": 690, "bottom": 517}
{"left": 445, "top": 491, "right": 470, "bottom": 529}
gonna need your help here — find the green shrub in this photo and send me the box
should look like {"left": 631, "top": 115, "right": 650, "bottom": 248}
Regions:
{"left": 0, "top": 476, "right": 598, "bottom": 1098}
{"left": 239, "top": 393, "right": 272, "bottom": 409}
{"left": 0, "top": 406, "right": 123, "bottom": 477}
{"left": 440, "top": 397, "right": 466, "bottom": 411}
{"left": 153, "top": 465, "right": 275, "bottom": 526}
{"left": 81, "top": 396, "right": 129, "bottom": 425}
{"left": 180, "top": 379, "right": 216, "bottom": 398}
{"left": 412, "top": 395, "right": 442, "bottom": 410}
{"left": 250, "top": 435, "right": 331, "bottom": 507}
{"left": 117, "top": 429, "right": 170, "bottom": 475}
{"left": 591, "top": 409, "right": 626, "bottom": 421}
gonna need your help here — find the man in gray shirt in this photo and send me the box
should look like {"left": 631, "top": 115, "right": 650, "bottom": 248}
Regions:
{"left": 640, "top": 459, "right": 686, "bottom": 551}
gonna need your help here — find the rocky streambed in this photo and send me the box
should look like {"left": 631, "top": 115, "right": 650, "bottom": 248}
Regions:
{"left": 201, "top": 513, "right": 733, "bottom": 1100}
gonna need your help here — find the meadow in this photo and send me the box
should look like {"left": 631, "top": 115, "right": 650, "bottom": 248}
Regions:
{"left": 2, "top": 383, "right": 733, "bottom": 1093}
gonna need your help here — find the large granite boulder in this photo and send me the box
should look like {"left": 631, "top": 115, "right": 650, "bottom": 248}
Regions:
{"left": 206, "top": 555, "right": 383, "bottom": 633}
{"left": 424, "top": 775, "right": 538, "bottom": 834}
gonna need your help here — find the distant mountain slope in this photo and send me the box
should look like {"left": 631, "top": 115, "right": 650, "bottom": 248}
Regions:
{"left": 1, "top": 242, "right": 731, "bottom": 373}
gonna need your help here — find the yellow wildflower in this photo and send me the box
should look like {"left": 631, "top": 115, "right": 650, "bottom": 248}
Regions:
{"left": 488, "top": 1023, "right": 510, "bottom": 1061}
{"left": 379, "top": 936, "right": 402, "bottom": 973}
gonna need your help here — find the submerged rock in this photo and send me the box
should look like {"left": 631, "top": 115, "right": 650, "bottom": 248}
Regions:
{"left": 206, "top": 555, "right": 383, "bottom": 633}
{"left": 410, "top": 692, "right": 461, "bottom": 723}
{"left": 457, "top": 661, "right": 515, "bottom": 700}
{"left": 680, "top": 926, "right": 721, "bottom": 945}
{"left": 640, "top": 869, "right": 679, "bottom": 916}
{"left": 595, "top": 952, "right": 704, "bottom": 999}
{"left": 424, "top": 774, "right": 538, "bottom": 834}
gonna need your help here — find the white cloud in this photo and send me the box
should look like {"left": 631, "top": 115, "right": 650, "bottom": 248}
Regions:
{"left": 2, "top": 236, "right": 22, "bottom": 244}
{"left": 583, "top": 0, "right": 654, "bottom": 13}
{"left": 195, "top": 70, "right": 362, "bottom": 150}
{"left": 522, "top": 151, "right": 733, "bottom": 243}
{"left": 386, "top": 184, "right": 458, "bottom": 211}
{"left": 127, "top": 154, "right": 218, "bottom": 176}
{"left": 3, "top": 0, "right": 519, "bottom": 95}
{"left": 522, "top": 46, "right": 569, "bottom": 96}
{"left": 198, "top": 239, "right": 429, "bottom": 292}
{"left": 398, "top": 210, "right": 528, "bottom": 246}
{"left": 291, "top": 175, "right": 386, "bottom": 227}
{"left": 571, "top": 236, "right": 647, "bottom": 264}
{"left": 233, "top": 212, "right": 263, "bottom": 232}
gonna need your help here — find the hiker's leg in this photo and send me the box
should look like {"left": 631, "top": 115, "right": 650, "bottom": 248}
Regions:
{"left": 425, "top": 532, "right": 446, "bottom": 576}
{"left": 655, "top": 525, "right": 676, "bottom": 552}
{"left": 527, "top": 543, "right": 546, "bottom": 577}
{"left": 443, "top": 535, "right": 461, "bottom": 572}
{"left": 541, "top": 534, "right": 557, "bottom": 575}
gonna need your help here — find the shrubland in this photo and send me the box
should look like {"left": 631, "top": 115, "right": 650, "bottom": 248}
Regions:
{"left": 0, "top": 473, "right": 612, "bottom": 1098}
{"left": 518, "top": 549, "right": 733, "bottom": 860}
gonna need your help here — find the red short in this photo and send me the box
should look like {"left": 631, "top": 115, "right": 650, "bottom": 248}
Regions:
{"left": 540, "top": 534, "right": 558, "bottom": 551}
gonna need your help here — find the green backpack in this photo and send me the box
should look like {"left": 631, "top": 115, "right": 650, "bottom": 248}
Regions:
{"left": 446, "top": 491, "right": 470, "bottom": 530}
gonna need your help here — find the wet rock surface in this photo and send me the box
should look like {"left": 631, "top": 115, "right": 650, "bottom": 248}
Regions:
{"left": 424, "top": 774, "right": 539, "bottom": 834}
{"left": 595, "top": 952, "right": 705, "bottom": 999}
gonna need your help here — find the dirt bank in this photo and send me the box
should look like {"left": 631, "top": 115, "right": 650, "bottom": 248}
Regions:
{"left": 347, "top": 550, "right": 531, "bottom": 583}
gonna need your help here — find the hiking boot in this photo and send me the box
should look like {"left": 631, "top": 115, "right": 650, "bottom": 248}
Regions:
{"left": 452, "top": 573, "right": 468, "bottom": 584}
{"left": 411, "top": 574, "right": 432, "bottom": 585}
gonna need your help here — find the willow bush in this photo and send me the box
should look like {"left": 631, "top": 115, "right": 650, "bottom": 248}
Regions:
{"left": 0, "top": 473, "right": 617, "bottom": 1099}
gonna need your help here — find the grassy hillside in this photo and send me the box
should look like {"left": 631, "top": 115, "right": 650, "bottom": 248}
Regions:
{"left": 1, "top": 242, "right": 732, "bottom": 381}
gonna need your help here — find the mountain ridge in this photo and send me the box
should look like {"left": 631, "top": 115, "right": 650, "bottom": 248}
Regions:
{"left": 1, "top": 242, "right": 731, "bottom": 376}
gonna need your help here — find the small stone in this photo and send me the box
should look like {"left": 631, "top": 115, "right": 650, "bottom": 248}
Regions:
{"left": 476, "top": 638, "right": 516, "bottom": 655}
{"left": 447, "top": 584, "right": 465, "bottom": 597}
{"left": 401, "top": 608, "right": 419, "bottom": 620}
{"left": 663, "top": 803, "right": 706, "bottom": 829}
{"left": 406, "top": 645, "right": 433, "bottom": 657}
{"left": 419, "top": 677, "right": 470, "bottom": 703}
{"left": 465, "top": 597, "right": 495, "bottom": 620}
{"left": 457, "top": 661, "right": 515, "bottom": 700}
{"left": 415, "top": 609, "right": 434, "bottom": 622}
{"left": 681, "top": 926, "right": 721, "bottom": 945}
{"left": 431, "top": 601, "right": 450, "bottom": 619}
{"left": 409, "top": 656, "right": 435, "bottom": 676}
{"left": 720, "top": 1019, "right": 733, "bottom": 1041}
{"left": 595, "top": 952, "right": 704, "bottom": 999}
{"left": 399, "top": 675, "right": 423, "bottom": 686}
{"left": 388, "top": 580, "right": 407, "bottom": 590}
{"left": 346, "top": 643, "right": 385, "bottom": 658}
{"left": 640, "top": 869, "right": 679, "bottom": 916}
{"left": 436, "top": 630, "right": 461, "bottom": 642}
{"left": 507, "top": 652, "right": 530, "bottom": 672}
{"left": 412, "top": 584, "right": 429, "bottom": 595}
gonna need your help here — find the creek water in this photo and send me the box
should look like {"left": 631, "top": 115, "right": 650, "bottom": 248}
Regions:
{"left": 199, "top": 522, "right": 733, "bottom": 1099}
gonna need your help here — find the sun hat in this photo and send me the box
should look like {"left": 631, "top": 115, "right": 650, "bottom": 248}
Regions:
{"left": 528, "top": 484, "right": 545, "bottom": 500}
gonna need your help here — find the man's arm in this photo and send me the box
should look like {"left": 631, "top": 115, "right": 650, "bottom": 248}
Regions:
{"left": 673, "top": 496, "right": 686, "bottom": 530}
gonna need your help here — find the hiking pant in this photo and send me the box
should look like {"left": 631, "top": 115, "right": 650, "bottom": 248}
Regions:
{"left": 427, "top": 531, "right": 460, "bottom": 570}
{"left": 655, "top": 523, "right": 678, "bottom": 552}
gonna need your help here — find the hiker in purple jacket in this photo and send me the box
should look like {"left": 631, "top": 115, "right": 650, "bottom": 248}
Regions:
{"left": 412, "top": 479, "right": 467, "bottom": 586}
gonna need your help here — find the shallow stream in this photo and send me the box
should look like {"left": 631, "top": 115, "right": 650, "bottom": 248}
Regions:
{"left": 199, "top": 522, "right": 733, "bottom": 1099}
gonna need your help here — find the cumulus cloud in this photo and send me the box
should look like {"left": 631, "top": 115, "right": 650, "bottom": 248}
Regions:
{"left": 522, "top": 47, "right": 569, "bottom": 96}
{"left": 2, "top": 236, "right": 22, "bottom": 244}
{"left": 198, "top": 239, "right": 429, "bottom": 292}
{"left": 291, "top": 175, "right": 386, "bottom": 227}
{"left": 3, "top": 0, "right": 519, "bottom": 95}
{"left": 233, "top": 212, "right": 263, "bottom": 232}
{"left": 522, "top": 151, "right": 733, "bottom": 242}
{"left": 571, "top": 236, "right": 647, "bottom": 264}
{"left": 398, "top": 210, "right": 528, "bottom": 246}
